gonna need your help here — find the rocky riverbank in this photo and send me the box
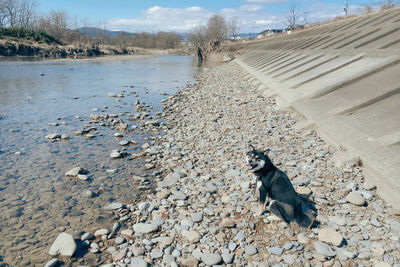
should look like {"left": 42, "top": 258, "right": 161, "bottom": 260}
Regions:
{"left": 43, "top": 63, "right": 399, "bottom": 266}
{"left": 0, "top": 39, "right": 190, "bottom": 58}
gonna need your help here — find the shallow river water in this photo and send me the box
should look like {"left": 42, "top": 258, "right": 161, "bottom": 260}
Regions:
{"left": 0, "top": 55, "right": 198, "bottom": 265}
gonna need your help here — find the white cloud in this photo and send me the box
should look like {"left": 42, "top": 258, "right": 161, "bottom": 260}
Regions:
{"left": 107, "top": 2, "right": 368, "bottom": 34}
{"left": 109, "top": 6, "right": 213, "bottom": 32}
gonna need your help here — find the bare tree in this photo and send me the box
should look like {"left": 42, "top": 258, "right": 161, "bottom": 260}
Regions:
{"left": 228, "top": 16, "right": 240, "bottom": 41}
{"left": 286, "top": 0, "right": 300, "bottom": 30}
{"left": 379, "top": 0, "right": 398, "bottom": 9}
{"left": 206, "top": 14, "right": 228, "bottom": 42}
{"left": 0, "top": 1, "right": 7, "bottom": 26}
{"left": 38, "top": 10, "right": 69, "bottom": 41}
{"left": 18, "top": 0, "right": 36, "bottom": 28}
{"left": 190, "top": 25, "right": 207, "bottom": 49}
{"left": 1, "top": 0, "right": 19, "bottom": 26}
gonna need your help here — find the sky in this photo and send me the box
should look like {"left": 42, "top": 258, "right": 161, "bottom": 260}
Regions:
{"left": 35, "top": 0, "right": 380, "bottom": 33}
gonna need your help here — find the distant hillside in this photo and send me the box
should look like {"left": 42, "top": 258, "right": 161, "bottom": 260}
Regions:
{"left": 78, "top": 27, "right": 136, "bottom": 37}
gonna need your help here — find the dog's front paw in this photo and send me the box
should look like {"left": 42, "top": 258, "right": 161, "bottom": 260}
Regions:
{"left": 256, "top": 204, "right": 265, "bottom": 216}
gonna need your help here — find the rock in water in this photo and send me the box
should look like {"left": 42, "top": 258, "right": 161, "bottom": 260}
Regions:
{"left": 48, "top": 232, "right": 77, "bottom": 257}
{"left": 318, "top": 227, "right": 343, "bottom": 246}
{"left": 45, "top": 133, "right": 61, "bottom": 139}
{"left": 103, "top": 202, "right": 123, "bottom": 210}
{"left": 65, "top": 167, "right": 86, "bottom": 177}
{"left": 119, "top": 140, "right": 130, "bottom": 146}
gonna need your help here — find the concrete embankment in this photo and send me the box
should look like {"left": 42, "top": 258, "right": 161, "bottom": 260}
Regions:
{"left": 233, "top": 7, "right": 400, "bottom": 208}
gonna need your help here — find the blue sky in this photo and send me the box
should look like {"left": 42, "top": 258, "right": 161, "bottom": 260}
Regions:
{"left": 35, "top": 0, "right": 377, "bottom": 33}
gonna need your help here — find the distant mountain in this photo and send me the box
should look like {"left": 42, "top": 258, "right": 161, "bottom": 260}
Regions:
{"left": 78, "top": 27, "right": 135, "bottom": 37}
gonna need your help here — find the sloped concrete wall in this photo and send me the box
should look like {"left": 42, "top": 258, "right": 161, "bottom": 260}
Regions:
{"left": 233, "top": 8, "right": 400, "bottom": 208}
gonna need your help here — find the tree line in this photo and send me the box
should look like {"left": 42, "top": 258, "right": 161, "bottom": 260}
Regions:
{"left": 190, "top": 14, "right": 240, "bottom": 61}
{"left": 0, "top": 0, "right": 180, "bottom": 49}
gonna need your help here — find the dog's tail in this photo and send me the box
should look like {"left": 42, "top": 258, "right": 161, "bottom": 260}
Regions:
{"left": 295, "top": 209, "right": 316, "bottom": 229}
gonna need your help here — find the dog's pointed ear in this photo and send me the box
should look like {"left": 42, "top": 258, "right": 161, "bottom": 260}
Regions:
{"left": 264, "top": 148, "right": 270, "bottom": 155}
{"left": 249, "top": 144, "right": 256, "bottom": 151}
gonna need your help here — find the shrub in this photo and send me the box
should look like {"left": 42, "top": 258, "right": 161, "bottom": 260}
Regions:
{"left": 0, "top": 27, "right": 61, "bottom": 44}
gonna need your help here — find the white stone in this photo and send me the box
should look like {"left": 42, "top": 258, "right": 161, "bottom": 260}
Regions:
{"left": 201, "top": 253, "right": 222, "bottom": 265}
{"left": 44, "top": 258, "right": 58, "bottom": 267}
{"left": 346, "top": 192, "right": 365, "bottom": 206}
{"left": 318, "top": 227, "right": 343, "bottom": 246}
{"left": 65, "top": 167, "right": 86, "bottom": 177}
{"left": 48, "top": 232, "right": 77, "bottom": 257}
{"left": 182, "top": 230, "right": 201, "bottom": 243}
{"left": 132, "top": 223, "right": 159, "bottom": 234}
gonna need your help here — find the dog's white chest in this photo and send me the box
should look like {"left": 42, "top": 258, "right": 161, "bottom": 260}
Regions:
{"left": 256, "top": 180, "right": 262, "bottom": 190}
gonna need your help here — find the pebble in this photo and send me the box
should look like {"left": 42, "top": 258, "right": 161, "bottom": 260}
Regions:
{"left": 282, "top": 254, "right": 295, "bottom": 265}
{"left": 318, "top": 227, "right": 343, "bottom": 246}
{"left": 65, "top": 167, "right": 86, "bottom": 177}
{"left": 115, "top": 237, "right": 125, "bottom": 244}
{"left": 44, "top": 258, "right": 58, "bottom": 267}
{"left": 77, "top": 174, "right": 88, "bottom": 181}
{"left": 297, "top": 233, "right": 310, "bottom": 244}
{"left": 150, "top": 249, "right": 163, "bottom": 259}
{"left": 94, "top": 228, "right": 109, "bottom": 237}
{"left": 45, "top": 133, "right": 61, "bottom": 139}
{"left": 132, "top": 223, "right": 159, "bottom": 234}
{"left": 345, "top": 192, "right": 366, "bottom": 206}
{"left": 192, "top": 212, "right": 203, "bottom": 222}
{"left": 313, "top": 241, "right": 336, "bottom": 257}
{"left": 296, "top": 186, "right": 312, "bottom": 195}
{"left": 114, "top": 132, "right": 123, "bottom": 137}
{"left": 375, "top": 262, "right": 392, "bottom": 267}
{"left": 229, "top": 242, "right": 237, "bottom": 252}
{"left": 130, "top": 257, "right": 149, "bottom": 267}
{"left": 83, "top": 190, "right": 94, "bottom": 198}
{"left": 201, "top": 253, "right": 222, "bottom": 265}
{"left": 267, "top": 246, "right": 283, "bottom": 255}
{"left": 48, "top": 232, "right": 77, "bottom": 257}
{"left": 222, "top": 253, "right": 234, "bottom": 264}
{"left": 104, "top": 202, "right": 123, "bottom": 210}
{"left": 245, "top": 245, "right": 258, "bottom": 255}
{"left": 119, "top": 140, "right": 130, "bottom": 146}
{"left": 182, "top": 230, "right": 201, "bottom": 243}
{"left": 81, "top": 232, "right": 94, "bottom": 241}
{"left": 110, "top": 150, "right": 124, "bottom": 158}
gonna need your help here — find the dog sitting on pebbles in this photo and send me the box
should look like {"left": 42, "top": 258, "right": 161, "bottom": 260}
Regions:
{"left": 246, "top": 145, "right": 316, "bottom": 228}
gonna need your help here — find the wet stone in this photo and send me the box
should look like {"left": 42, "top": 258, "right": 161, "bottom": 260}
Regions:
{"left": 48, "top": 232, "right": 76, "bottom": 257}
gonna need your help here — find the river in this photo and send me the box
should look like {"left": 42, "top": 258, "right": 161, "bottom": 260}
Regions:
{"left": 0, "top": 55, "right": 199, "bottom": 265}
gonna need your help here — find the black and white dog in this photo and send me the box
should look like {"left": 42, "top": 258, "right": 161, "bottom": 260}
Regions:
{"left": 246, "top": 145, "right": 315, "bottom": 228}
